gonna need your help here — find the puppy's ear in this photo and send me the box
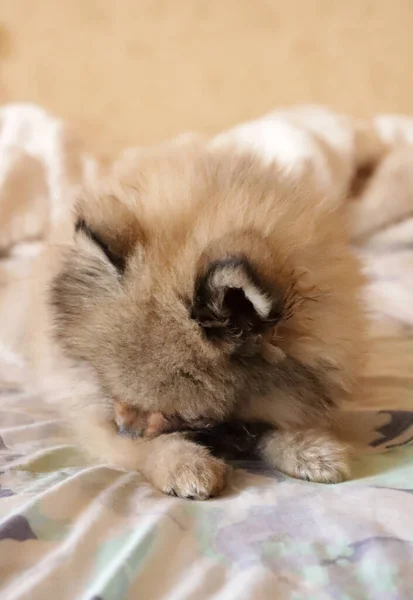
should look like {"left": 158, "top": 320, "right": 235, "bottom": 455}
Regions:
{"left": 192, "top": 258, "right": 283, "bottom": 345}
{"left": 73, "top": 192, "right": 144, "bottom": 273}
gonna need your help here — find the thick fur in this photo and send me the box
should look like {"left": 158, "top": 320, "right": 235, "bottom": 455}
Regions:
{"left": 20, "top": 140, "right": 365, "bottom": 498}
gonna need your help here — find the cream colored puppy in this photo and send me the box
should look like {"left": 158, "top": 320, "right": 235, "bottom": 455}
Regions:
{"left": 7, "top": 140, "right": 366, "bottom": 498}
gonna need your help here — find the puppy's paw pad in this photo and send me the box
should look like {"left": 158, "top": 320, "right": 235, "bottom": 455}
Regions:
{"left": 164, "top": 455, "right": 228, "bottom": 500}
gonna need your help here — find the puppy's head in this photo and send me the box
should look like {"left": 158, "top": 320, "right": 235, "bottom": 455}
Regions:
{"left": 49, "top": 144, "right": 365, "bottom": 425}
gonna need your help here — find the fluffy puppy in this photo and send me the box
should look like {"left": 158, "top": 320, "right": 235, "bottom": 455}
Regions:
{"left": 23, "top": 140, "right": 366, "bottom": 499}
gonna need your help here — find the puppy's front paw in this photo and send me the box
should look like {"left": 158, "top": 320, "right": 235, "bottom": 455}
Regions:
{"left": 165, "top": 453, "right": 227, "bottom": 500}
{"left": 149, "top": 437, "right": 228, "bottom": 500}
{"left": 262, "top": 429, "right": 350, "bottom": 484}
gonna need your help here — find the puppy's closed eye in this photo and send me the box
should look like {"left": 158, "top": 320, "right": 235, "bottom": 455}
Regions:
{"left": 75, "top": 219, "right": 126, "bottom": 273}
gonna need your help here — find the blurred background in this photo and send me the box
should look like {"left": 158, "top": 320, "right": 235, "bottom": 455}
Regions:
{"left": 1, "top": 1, "right": 412, "bottom": 156}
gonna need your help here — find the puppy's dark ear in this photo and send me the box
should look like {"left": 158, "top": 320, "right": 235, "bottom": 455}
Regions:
{"left": 192, "top": 258, "right": 283, "bottom": 344}
{"left": 74, "top": 192, "right": 144, "bottom": 273}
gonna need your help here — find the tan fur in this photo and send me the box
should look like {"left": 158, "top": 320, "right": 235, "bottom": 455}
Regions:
{"left": 260, "top": 429, "right": 350, "bottom": 483}
{"left": 12, "top": 140, "right": 366, "bottom": 498}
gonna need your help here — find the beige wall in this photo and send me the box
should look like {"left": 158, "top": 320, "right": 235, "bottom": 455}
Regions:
{"left": 1, "top": 1, "right": 412, "bottom": 155}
